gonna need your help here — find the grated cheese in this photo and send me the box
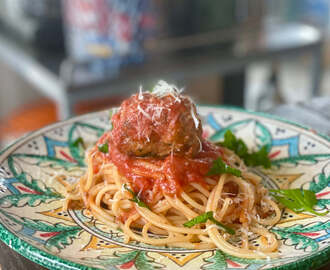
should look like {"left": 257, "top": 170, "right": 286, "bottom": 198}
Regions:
{"left": 152, "top": 80, "right": 183, "bottom": 102}
{"left": 137, "top": 104, "right": 152, "bottom": 120}
{"left": 190, "top": 103, "right": 200, "bottom": 129}
{"left": 138, "top": 85, "right": 143, "bottom": 100}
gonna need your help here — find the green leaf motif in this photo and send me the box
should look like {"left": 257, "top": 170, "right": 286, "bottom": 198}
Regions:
{"left": 275, "top": 230, "right": 318, "bottom": 252}
{"left": 309, "top": 173, "right": 330, "bottom": 194}
{"left": 135, "top": 251, "right": 163, "bottom": 270}
{"left": 10, "top": 154, "right": 78, "bottom": 170}
{"left": 210, "top": 120, "right": 251, "bottom": 142}
{"left": 5, "top": 156, "right": 63, "bottom": 205}
{"left": 98, "top": 251, "right": 139, "bottom": 266}
{"left": 270, "top": 222, "right": 330, "bottom": 255}
{"left": 202, "top": 250, "right": 227, "bottom": 270}
{"left": 45, "top": 228, "right": 82, "bottom": 251}
{"left": 202, "top": 250, "right": 267, "bottom": 270}
{"left": 25, "top": 218, "right": 80, "bottom": 233}
{"left": 95, "top": 251, "right": 163, "bottom": 270}
{"left": 224, "top": 253, "right": 267, "bottom": 265}
{"left": 271, "top": 154, "right": 330, "bottom": 167}
{"left": 0, "top": 209, "right": 82, "bottom": 251}
{"left": 0, "top": 193, "right": 62, "bottom": 208}
{"left": 8, "top": 156, "right": 53, "bottom": 195}
{"left": 275, "top": 221, "right": 330, "bottom": 234}
{"left": 0, "top": 209, "right": 79, "bottom": 232}
{"left": 68, "top": 122, "right": 105, "bottom": 166}
{"left": 317, "top": 199, "right": 330, "bottom": 209}
{"left": 255, "top": 121, "right": 272, "bottom": 151}
{"left": 4, "top": 123, "right": 106, "bottom": 210}
{"left": 271, "top": 227, "right": 319, "bottom": 252}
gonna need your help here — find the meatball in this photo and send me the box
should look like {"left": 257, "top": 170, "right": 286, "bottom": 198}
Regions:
{"left": 110, "top": 91, "right": 203, "bottom": 157}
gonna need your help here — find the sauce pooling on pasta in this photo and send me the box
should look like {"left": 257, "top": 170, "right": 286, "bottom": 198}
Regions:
{"left": 92, "top": 134, "right": 224, "bottom": 202}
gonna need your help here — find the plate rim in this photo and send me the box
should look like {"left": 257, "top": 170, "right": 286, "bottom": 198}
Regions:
{"left": 0, "top": 105, "right": 329, "bottom": 270}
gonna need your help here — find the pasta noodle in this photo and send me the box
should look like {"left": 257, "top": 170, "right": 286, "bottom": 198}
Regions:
{"left": 63, "top": 149, "right": 281, "bottom": 258}
{"left": 62, "top": 82, "right": 281, "bottom": 259}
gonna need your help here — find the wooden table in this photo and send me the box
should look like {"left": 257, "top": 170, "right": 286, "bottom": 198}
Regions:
{"left": 0, "top": 98, "right": 330, "bottom": 269}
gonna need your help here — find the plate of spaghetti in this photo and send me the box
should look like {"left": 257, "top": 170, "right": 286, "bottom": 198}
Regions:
{"left": 0, "top": 81, "right": 329, "bottom": 270}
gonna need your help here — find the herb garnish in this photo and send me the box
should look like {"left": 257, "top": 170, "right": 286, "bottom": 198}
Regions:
{"left": 218, "top": 130, "right": 271, "bottom": 169}
{"left": 207, "top": 157, "right": 241, "bottom": 177}
{"left": 183, "top": 211, "right": 235, "bottom": 235}
{"left": 72, "top": 137, "right": 85, "bottom": 148}
{"left": 270, "top": 189, "right": 328, "bottom": 216}
{"left": 123, "top": 184, "right": 149, "bottom": 209}
{"left": 98, "top": 143, "right": 109, "bottom": 153}
{"left": 71, "top": 137, "right": 85, "bottom": 156}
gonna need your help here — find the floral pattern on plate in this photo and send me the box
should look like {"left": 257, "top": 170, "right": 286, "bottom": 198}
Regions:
{"left": 0, "top": 106, "right": 329, "bottom": 270}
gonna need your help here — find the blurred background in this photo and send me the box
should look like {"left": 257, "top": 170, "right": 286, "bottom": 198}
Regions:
{"left": 0, "top": 0, "right": 330, "bottom": 147}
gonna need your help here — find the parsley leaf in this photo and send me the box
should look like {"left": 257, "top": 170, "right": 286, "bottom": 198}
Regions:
{"left": 98, "top": 143, "right": 109, "bottom": 153}
{"left": 123, "top": 184, "right": 149, "bottom": 209}
{"left": 207, "top": 157, "right": 241, "bottom": 177}
{"left": 270, "top": 189, "right": 328, "bottom": 216}
{"left": 208, "top": 216, "right": 235, "bottom": 235}
{"left": 72, "top": 137, "right": 85, "bottom": 148}
{"left": 183, "top": 211, "right": 212, "bottom": 227}
{"left": 244, "top": 145, "right": 270, "bottom": 168}
{"left": 183, "top": 211, "right": 235, "bottom": 235}
{"left": 71, "top": 137, "right": 85, "bottom": 156}
{"left": 218, "top": 130, "right": 271, "bottom": 169}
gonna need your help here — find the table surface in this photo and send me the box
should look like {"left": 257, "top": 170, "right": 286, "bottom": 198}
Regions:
{"left": 0, "top": 98, "right": 330, "bottom": 270}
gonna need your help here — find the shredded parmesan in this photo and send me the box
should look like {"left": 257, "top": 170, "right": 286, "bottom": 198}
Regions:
{"left": 152, "top": 80, "right": 183, "bottom": 102}
{"left": 190, "top": 104, "right": 199, "bottom": 129}
{"left": 137, "top": 104, "right": 152, "bottom": 120}
{"left": 138, "top": 85, "right": 143, "bottom": 100}
{"left": 196, "top": 136, "right": 203, "bottom": 152}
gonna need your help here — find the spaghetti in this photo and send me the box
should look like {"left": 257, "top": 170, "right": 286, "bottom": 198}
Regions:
{"left": 63, "top": 81, "right": 281, "bottom": 259}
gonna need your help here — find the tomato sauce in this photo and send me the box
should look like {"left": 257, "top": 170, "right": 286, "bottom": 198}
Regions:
{"left": 92, "top": 132, "right": 224, "bottom": 203}
{"left": 90, "top": 91, "right": 225, "bottom": 203}
{"left": 110, "top": 92, "right": 202, "bottom": 157}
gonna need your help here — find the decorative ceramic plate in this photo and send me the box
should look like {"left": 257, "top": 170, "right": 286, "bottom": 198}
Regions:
{"left": 0, "top": 106, "right": 329, "bottom": 270}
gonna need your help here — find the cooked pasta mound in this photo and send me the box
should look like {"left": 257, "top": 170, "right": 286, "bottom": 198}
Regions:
{"left": 63, "top": 81, "right": 281, "bottom": 259}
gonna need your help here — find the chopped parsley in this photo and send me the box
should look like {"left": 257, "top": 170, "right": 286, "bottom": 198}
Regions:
{"left": 71, "top": 137, "right": 85, "bottom": 156}
{"left": 123, "top": 184, "right": 149, "bottom": 209}
{"left": 270, "top": 189, "right": 328, "bottom": 216}
{"left": 207, "top": 157, "right": 241, "bottom": 177}
{"left": 217, "top": 130, "right": 271, "bottom": 169}
{"left": 72, "top": 137, "right": 85, "bottom": 148}
{"left": 183, "top": 211, "right": 235, "bottom": 235}
{"left": 98, "top": 143, "right": 109, "bottom": 153}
